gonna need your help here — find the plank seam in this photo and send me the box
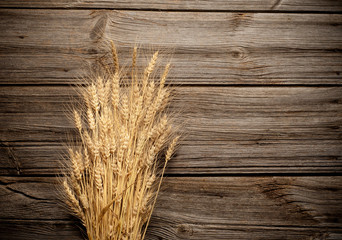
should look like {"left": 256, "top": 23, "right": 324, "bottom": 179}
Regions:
{"left": 1, "top": 84, "right": 342, "bottom": 87}
{"left": 1, "top": 172, "right": 342, "bottom": 178}
{"left": 0, "top": 7, "right": 342, "bottom": 14}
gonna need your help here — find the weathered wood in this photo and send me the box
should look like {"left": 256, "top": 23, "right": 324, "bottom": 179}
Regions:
{"left": 0, "top": 176, "right": 341, "bottom": 239}
{"left": 1, "top": 220, "right": 342, "bottom": 240}
{"left": 1, "top": 140, "right": 342, "bottom": 175}
{"left": 1, "top": 86, "right": 341, "bottom": 175}
{"left": 0, "top": 220, "right": 84, "bottom": 240}
{"left": 1, "top": 10, "right": 341, "bottom": 85}
{"left": 0, "top": 0, "right": 341, "bottom": 12}
{"left": 1, "top": 141, "right": 342, "bottom": 175}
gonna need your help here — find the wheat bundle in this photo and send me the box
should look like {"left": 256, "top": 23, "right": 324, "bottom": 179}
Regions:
{"left": 61, "top": 42, "right": 179, "bottom": 240}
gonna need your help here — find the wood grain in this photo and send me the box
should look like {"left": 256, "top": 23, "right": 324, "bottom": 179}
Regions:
{"left": 1, "top": 9, "right": 341, "bottom": 85}
{"left": 0, "top": 176, "right": 341, "bottom": 239}
{"left": 1, "top": 86, "right": 341, "bottom": 175}
{"left": 2, "top": 221, "right": 342, "bottom": 240}
{"left": 0, "top": 0, "right": 341, "bottom": 12}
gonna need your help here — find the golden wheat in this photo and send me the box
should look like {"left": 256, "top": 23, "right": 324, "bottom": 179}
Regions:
{"left": 62, "top": 43, "right": 179, "bottom": 240}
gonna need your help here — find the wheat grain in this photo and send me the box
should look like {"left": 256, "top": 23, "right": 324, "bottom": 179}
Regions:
{"left": 74, "top": 110, "right": 82, "bottom": 133}
{"left": 160, "top": 63, "right": 170, "bottom": 90}
{"left": 165, "top": 136, "right": 179, "bottom": 163}
{"left": 110, "top": 40, "right": 119, "bottom": 73}
{"left": 87, "top": 108, "right": 96, "bottom": 131}
{"left": 132, "top": 46, "right": 137, "bottom": 79}
{"left": 80, "top": 194, "right": 89, "bottom": 209}
{"left": 89, "top": 84, "right": 100, "bottom": 112}
{"left": 69, "top": 148, "right": 82, "bottom": 181}
{"left": 84, "top": 148, "right": 90, "bottom": 169}
{"left": 121, "top": 94, "right": 129, "bottom": 122}
{"left": 95, "top": 164, "right": 103, "bottom": 192}
{"left": 63, "top": 180, "right": 85, "bottom": 221}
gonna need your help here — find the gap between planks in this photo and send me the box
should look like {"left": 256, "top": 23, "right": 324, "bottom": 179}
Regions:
{"left": 0, "top": 7, "right": 342, "bottom": 14}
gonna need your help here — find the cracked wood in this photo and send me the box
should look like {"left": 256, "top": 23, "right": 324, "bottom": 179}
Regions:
{"left": 0, "top": 176, "right": 341, "bottom": 239}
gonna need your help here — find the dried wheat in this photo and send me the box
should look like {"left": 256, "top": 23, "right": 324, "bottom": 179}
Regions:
{"left": 62, "top": 43, "right": 179, "bottom": 240}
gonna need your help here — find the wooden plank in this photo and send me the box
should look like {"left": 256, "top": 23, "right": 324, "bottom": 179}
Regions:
{"left": 2, "top": 141, "right": 342, "bottom": 175}
{"left": 0, "top": 10, "right": 341, "bottom": 85}
{"left": 0, "top": 86, "right": 341, "bottom": 175}
{"left": 0, "top": 176, "right": 341, "bottom": 239}
{"left": 1, "top": 220, "right": 342, "bottom": 240}
{"left": 0, "top": 220, "right": 84, "bottom": 240}
{"left": 0, "top": 0, "right": 341, "bottom": 12}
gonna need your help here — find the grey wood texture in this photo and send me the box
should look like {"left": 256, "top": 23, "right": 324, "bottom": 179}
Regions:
{"left": 0, "top": 0, "right": 342, "bottom": 12}
{"left": 1, "top": 9, "right": 342, "bottom": 85}
{"left": 0, "top": 2, "right": 342, "bottom": 239}
{"left": 1, "top": 86, "right": 341, "bottom": 175}
{"left": 0, "top": 176, "right": 341, "bottom": 239}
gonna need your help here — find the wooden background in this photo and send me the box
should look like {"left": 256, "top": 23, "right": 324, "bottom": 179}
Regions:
{"left": 1, "top": 1, "right": 342, "bottom": 239}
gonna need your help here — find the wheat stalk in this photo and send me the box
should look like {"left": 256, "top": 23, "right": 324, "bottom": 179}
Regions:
{"left": 61, "top": 43, "right": 179, "bottom": 240}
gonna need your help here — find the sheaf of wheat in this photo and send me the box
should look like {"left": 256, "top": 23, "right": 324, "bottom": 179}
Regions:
{"left": 60, "top": 42, "right": 179, "bottom": 240}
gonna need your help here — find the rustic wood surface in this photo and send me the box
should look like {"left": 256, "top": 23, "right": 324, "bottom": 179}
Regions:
{"left": 0, "top": 1, "right": 341, "bottom": 239}
{"left": 1, "top": 10, "right": 342, "bottom": 85}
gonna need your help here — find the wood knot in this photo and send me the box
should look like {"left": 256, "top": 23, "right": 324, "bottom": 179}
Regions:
{"left": 87, "top": 48, "right": 98, "bottom": 55}
{"left": 329, "top": 99, "right": 341, "bottom": 104}
{"left": 90, "top": 14, "right": 108, "bottom": 41}
{"left": 228, "top": 47, "right": 248, "bottom": 60}
{"left": 176, "top": 224, "right": 193, "bottom": 237}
